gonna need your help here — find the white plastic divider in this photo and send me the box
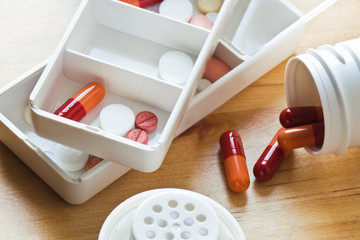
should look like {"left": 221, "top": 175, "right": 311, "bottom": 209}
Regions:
{"left": 64, "top": 49, "right": 183, "bottom": 113}
{"left": 93, "top": 0, "right": 210, "bottom": 56}
{"left": 229, "top": 0, "right": 304, "bottom": 57}
{"left": 177, "top": 19, "right": 307, "bottom": 135}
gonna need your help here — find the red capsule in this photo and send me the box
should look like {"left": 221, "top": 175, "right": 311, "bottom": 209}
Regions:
{"left": 219, "top": 130, "right": 250, "bottom": 193}
{"left": 54, "top": 82, "right": 105, "bottom": 122}
{"left": 277, "top": 121, "right": 325, "bottom": 152}
{"left": 119, "top": 0, "right": 163, "bottom": 8}
{"left": 253, "top": 128, "right": 290, "bottom": 182}
{"left": 279, "top": 106, "right": 323, "bottom": 128}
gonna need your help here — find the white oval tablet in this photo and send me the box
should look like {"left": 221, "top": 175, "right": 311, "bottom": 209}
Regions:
{"left": 159, "top": 0, "right": 193, "bottom": 22}
{"left": 99, "top": 104, "right": 135, "bottom": 136}
{"left": 197, "top": 78, "right": 212, "bottom": 92}
{"left": 158, "top": 50, "right": 194, "bottom": 84}
{"left": 53, "top": 144, "right": 89, "bottom": 172}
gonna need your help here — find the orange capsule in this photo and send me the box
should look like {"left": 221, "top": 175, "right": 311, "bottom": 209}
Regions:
{"left": 54, "top": 82, "right": 105, "bottom": 122}
{"left": 253, "top": 128, "right": 290, "bottom": 182}
{"left": 219, "top": 130, "right": 250, "bottom": 193}
{"left": 279, "top": 106, "right": 323, "bottom": 128}
{"left": 277, "top": 121, "right": 325, "bottom": 152}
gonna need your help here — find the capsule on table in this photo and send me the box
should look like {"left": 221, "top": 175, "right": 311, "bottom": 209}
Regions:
{"left": 279, "top": 106, "right": 323, "bottom": 128}
{"left": 219, "top": 130, "right": 250, "bottom": 193}
{"left": 119, "top": 0, "right": 163, "bottom": 8}
{"left": 277, "top": 121, "right": 325, "bottom": 152}
{"left": 253, "top": 128, "right": 290, "bottom": 182}
{"left": 54, "top": 82, "right": 105, "bottom": 122}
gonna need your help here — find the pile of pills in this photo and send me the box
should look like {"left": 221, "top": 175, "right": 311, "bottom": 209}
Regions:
{"left": 220, "top": 106, "right": 325, "bottom": 192}
{"left": 24, "top": 82, "right": 160, "bottom": 172}
{"left": 51, "top": 82, "right": 159, "bottom": 145}
{"left": 158, "top": 0, "right": 219, "bottom": 29}
{"left": 253, "top": 106, "right": 324, "bottom": 182}
{"left": 119, "top": 0, "right": 222, "bottom": 29}
{"left": 117, "top": 1, "right": 231, "bottom": 89}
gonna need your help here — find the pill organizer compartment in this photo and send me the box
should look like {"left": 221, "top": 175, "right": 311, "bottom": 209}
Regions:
{"left": 177, "top": 0, "right": 332, "bottom": 134}
{"left": 0, "top": 64, "right": 131, "bottom": 204}
{"left": 29, "top": 0, "right": 238, "bottom": 173}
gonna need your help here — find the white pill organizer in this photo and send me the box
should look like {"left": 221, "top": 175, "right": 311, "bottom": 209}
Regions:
{"left": 0, "top": 0, "right": 335, "bottom": 204}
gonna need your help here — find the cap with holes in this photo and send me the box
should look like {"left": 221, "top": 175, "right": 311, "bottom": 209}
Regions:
{"left": 132, "top": 191, "right": 220, "bottom": 240}
{"left": 98, "top": 189, "right": 246, "bottom": 240}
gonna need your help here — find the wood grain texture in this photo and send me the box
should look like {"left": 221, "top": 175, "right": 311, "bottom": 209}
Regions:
{"left": 1, "top": 0, "right": 360, "bottom": 239}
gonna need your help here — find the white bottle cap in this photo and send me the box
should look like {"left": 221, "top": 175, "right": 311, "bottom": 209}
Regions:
{"left": 132, "top": 191, "right": 220, "bottom": 239}
{"left": 98, "top": 189, "right": 246, "bottom": 240}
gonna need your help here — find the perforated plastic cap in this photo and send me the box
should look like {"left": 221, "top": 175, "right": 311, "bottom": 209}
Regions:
{"left": 98, "top": 189, "right": 246, "bottom": 240}
{"left": 132, "top": 191, "right": 220, "bottom": 240}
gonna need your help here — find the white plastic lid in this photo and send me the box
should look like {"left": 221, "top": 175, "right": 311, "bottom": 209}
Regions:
{"left": 98, "top": 188, "right": 246, "bottom": 240}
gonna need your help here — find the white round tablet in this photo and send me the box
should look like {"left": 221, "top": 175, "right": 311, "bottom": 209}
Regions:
{"left": 197, "top": 78, "right": 212, "bottom": 92}
{"left": 53, "top": 144, "right": 89, "bottom": 172}
{"left": 159, "top": 0, "right": 193, "bottom": 22}
{"left": 99, "top": 104, "right": 135, "bottom": 136}
{"left": 158, "top": 50, "right": 194, "bottom": 84}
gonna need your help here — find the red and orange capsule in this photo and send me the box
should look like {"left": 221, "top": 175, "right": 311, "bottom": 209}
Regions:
{"left": 254, "top": 106, "right": 325, "bottom": 182}
{"left": 253, "top": 128, "right": 290, "bottom": 182}
{"left": 118, "top": 0, "right": 163, "bottom": 8}
{"left": 277, "top": 121, "right": 325, "bottom": 152}
{"left": 54, "top": 82, "right": 105, "bottom": 122}
{"left": 219, "top": 130, "right": 250, "bottom": 193}
{"left": 279, "top": 106, "right": 323, "bottom": 128}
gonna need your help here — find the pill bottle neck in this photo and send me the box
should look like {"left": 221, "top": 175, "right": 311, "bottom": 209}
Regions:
{"left": 285, "top": 38, "right": 360, "bottom": 156}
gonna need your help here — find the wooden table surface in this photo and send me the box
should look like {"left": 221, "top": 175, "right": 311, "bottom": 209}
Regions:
{"left": 1, "top": 0, "right": 360, "bottom": 239}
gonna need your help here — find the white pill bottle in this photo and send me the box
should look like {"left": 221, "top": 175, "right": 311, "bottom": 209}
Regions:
{"left": 284, "top": 38, "right": 360, "bottom": 155}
